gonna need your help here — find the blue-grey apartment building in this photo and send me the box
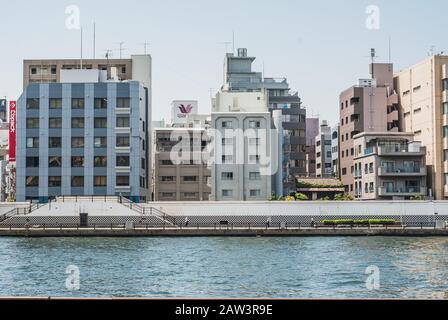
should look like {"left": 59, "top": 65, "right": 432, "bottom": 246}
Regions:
{"left": 16, "top": 67, "right": 151, "bottom": 203}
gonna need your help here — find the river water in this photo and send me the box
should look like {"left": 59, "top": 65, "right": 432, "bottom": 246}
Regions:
{"left": 0, "top": 237, "right": 447, "bottom": 298}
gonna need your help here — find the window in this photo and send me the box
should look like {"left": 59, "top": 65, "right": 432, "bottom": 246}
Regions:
{"left": 222, "top": 189, "right": 233, "bottom": 197}
{"left": 26, "top": 118, "right": 39, "bottom": 129}
{"left": 71, "top": 176, "right": 84, "bottom": 187}
{"left": 49, "top": 156, "right": 62, "bottom": 167}
{"left": 221, "top": 172, "right": 233, "bottom": 181}
{"left": 49, "top": 137, "right": 62, "bottom": 148}
{"left": 72, "top": 117, "right": 85, "bottom": 128}
{"left": 26, "top": 98, "right": 39, "bottom": 109}
{"left": 26, "top": 176, "right": 39, "bottom": 187}
{"left": 31, "top": 68, "right": 37, "bottom": 75}
{"left": 161, "top": 192, "right": 175, "bottom": 198}
{"left": 249, "top": 138, "right": 260, "bottom": 145}
{"left": 444, "top": 126, "right": 448, "bottom": 138}
{"left": 71, "top": 156, "right": 84, "bottom": 167}
{"left": 94, "top": 176, "right": 107, "bottom": 187}
{"left": 342, "top": 168, "right": 347, "bottom": 175}
{"left": 94, "top": 98, "right": 107, "bottom": 109}
{"left": 51, "top": 67, "right": 57, "bottom": 75}
{"left": 184, "top": 192, "right": 197, "bottom": 199}
{"left": 94, "top": 118, "right": 107, "bottom": 128}
{"left": 26, "top": 138, "right": 39, "bottom": 148}
{"left": 72, "top": 98, "right": 85, "bottom": 109}
{"left": 443, "top": 102, "right": 448, "bottom": 115}
{"left": 94, "top": 137, "right": 107, "bottom": 148}
{"left": 249, "top": 172, "right": 261, "bottom": 180}
{"left": 222, "top": 155, "right": 233, "bottom": 163}
{"left": 250, "top": 189, "right": 261, "bottom": 197}
{"left": 222, "top": 138, "right": 233, "bottom": 145}
{"left": 249, "top": 121, "right": 261, "bottom": 129}
{"left": 49, "top": 118, "right": 62, "bottom": 128}
{"left": 222, "top": 121, "right": 233, "bottom": 128}
{"left": 160, "top": 176, "right": 175, "bottom": 182}
{"left": 48, "top": 176, "right": 62, "bottom": 187}
{"left": 117, "top": 98, "right": 130, "bottom": 108}
{"left": 249, "top": 155, "right": 260, "bottom": 164}
{"left": 443, "top": 79, "right": 448, "bottom": 91}
{"left": 94, "top": 156, "right": 107, "bottom": 167}
{"left": 116, "top": 176, "right": 130, "bottom": 186}
{"left": 116, "top": 136, "right": 130, "bottom": 147}
{"left": 26, "top": 157, "right": 39, "bottom": 168}
{"left": 183, "top": 176, "right": 197, "bottom": 182}
{"left": 160, "top": 160, "right": 174, "bottom": 166}
{"left": 71, "top": 137, "right": 84, "bottom": 148}
{"left": 116, "top": 156, "right": 130, "bottom": 167}
{"left": 116, "top": 116, "right": 130, "bottom": 128}
{"left": 49, "top": 98, "right": 62, "bottom": 109}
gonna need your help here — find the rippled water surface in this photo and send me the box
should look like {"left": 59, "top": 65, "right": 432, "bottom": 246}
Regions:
{"left": 0, "top": 237, "right": 448, "bottom": 298}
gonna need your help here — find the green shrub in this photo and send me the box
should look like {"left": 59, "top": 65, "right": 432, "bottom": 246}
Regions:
{"left": 322, "top": 219, "right": 397, "bottom": 226}
{"left": 295, "top": 193, "right": 309, "bottom": 201}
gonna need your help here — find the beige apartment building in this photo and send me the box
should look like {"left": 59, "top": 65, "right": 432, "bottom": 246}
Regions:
{"left": 23, "top": 55, "right": 151, "bottom": 89}
{"left": 353, "top": 132, "right": 427, "bottom": 200}
{"left": 394, "top": 54, "right": 448, "bottom": 199}
{"left": 153, "top": 127, "right": 211, "bottom": 201}
{"left": 339, "top": 63, "right": 399, "bottom": 194}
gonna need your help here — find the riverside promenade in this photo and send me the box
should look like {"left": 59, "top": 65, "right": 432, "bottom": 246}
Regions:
{"left": 1, "top": 196, "right": 448, "bottom": 237}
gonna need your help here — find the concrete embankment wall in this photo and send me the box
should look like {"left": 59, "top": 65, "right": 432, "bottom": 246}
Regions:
{"left": 147, "top": 201, "right": 448, "bottom": 216}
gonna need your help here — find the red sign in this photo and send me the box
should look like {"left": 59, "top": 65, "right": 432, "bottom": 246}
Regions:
{"left": 9, "top": 101, "right": 16, "bottom": 162}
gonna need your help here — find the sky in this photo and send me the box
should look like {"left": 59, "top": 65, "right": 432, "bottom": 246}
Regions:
{"left": 0, "top": 0, "right": 447, "bottom": 125}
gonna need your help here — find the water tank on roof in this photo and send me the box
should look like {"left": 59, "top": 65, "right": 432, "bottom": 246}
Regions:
{"left": 237, "top": 48, "right": 247, "bottom": 57}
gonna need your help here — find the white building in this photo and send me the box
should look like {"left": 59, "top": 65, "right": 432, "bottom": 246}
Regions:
{"left": 315, "top": 121, "right": 333, "bottom": 178}
{"left": 210, "top": 90, "right": 282, "bottom": 201}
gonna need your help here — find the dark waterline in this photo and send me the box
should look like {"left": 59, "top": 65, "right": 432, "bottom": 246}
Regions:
{"left": 0, "top": 237, "right": 447, "bottom": 299}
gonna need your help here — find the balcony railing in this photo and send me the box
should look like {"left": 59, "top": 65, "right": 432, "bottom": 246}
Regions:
{"left": 378, "top": 145, "right": 425, "bottom": 156}
{"left": 378, "top": 187, "right": 427, "bottom": 196}
{"left": 378, "top": 167, "right": 426, "bottom": 176}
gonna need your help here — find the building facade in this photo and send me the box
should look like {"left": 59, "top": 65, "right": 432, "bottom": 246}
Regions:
{"left": 210, "top": 90, "right": 280, "bottom": 201}
{"left": 16, "top": 74, "right": 150, "bottom": 202}
{"left": 153, "top": 127, "right": 211, "bottom": 201}
{"left": 306, "top": 118, "right": 319, "bottom": 177}
{"left": 331, "top": 125, "right": 340, "bottom": 179}
{"left": 222, "top": 48, "right": 306, "bottom": 195}
{"left": 23, "top": 55, "right": 151, "bottom": 89}
{"left": 339, "top": 62, "right": 399, "bottom": 195}
{"left": 315, "top": 120, "right": 332, "bottom": 178}
{"left": 394, "top": 54, "right": 448, "bottom": 199}
{"left": 353, "top": 132, "right": 427, "bottom": 200}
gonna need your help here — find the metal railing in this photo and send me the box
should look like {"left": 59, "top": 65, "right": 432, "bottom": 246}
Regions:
{"left": 0, "top": 222, "right": 446, "bottom": 231}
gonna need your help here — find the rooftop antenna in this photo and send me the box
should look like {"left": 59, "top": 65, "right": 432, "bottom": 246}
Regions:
{"left": 80, "top": 27, "right": 83, "bottom": 69}
{"left": 141, "top": 42, "right": 150, "bottom": 55}
{"left": 220, "top": 42, "right": 231, "bottom": 53}
{"left": 118, "top": 41, "right": 126, "bottom": 59}
{"left": 93, "top": 22, "right": 96, "bottom": 59}
{"left": 388, "top": 37, "right": 391, "bottom": 64}
{"left": 370, "top": 48, "right": 377, "bottom": 79}
{"left": 232, "top": 30, "right": 235, "bottom": 54}
{"left": 428, "top": 45, "right": 436, "bottom": 56}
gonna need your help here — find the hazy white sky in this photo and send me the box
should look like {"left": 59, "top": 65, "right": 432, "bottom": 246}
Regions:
{"left": 0, "top": 0, "right": 447, "bottom": 125}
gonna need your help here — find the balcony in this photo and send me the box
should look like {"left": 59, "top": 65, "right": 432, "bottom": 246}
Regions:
{"left": 378, "top": 144, "right": 426, "bottom": 156}
{"left": 378, "top": 187, "right": 427, "bottom": 197}
{"left": 378, "top": 167, "right": 427, "bottom": 177}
